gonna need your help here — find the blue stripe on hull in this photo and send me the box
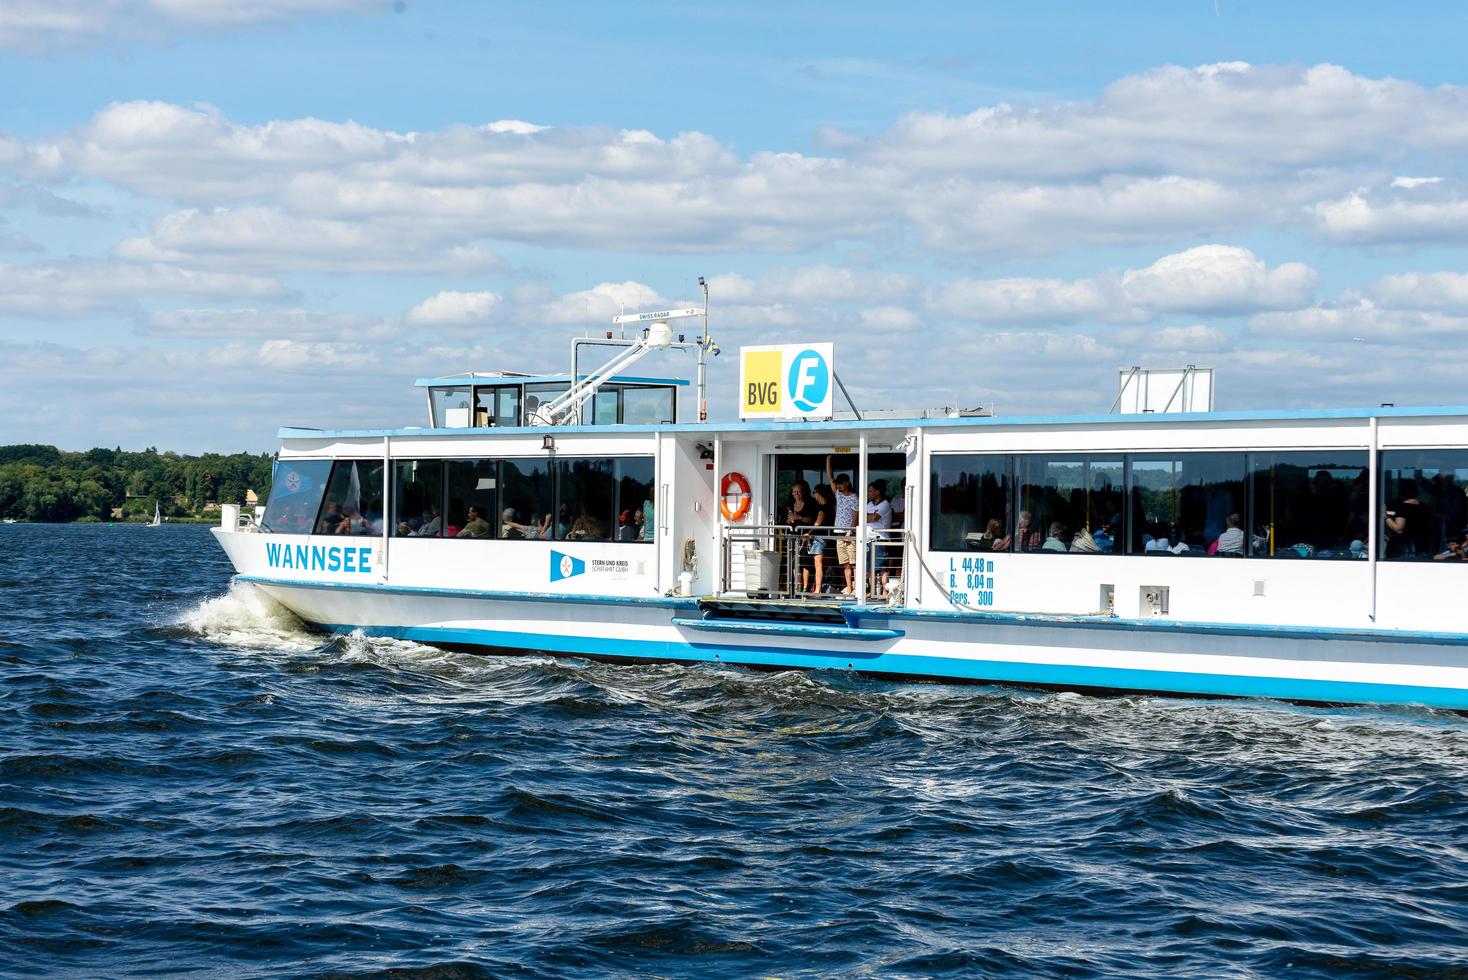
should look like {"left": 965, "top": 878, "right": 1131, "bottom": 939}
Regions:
{"left": 317, "top": 621, "right": 1468, "bottom": 710}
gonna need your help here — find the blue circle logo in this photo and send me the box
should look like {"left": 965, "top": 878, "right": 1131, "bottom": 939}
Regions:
{"left": 787, "top": 349, "right": 830, "bottom": 413}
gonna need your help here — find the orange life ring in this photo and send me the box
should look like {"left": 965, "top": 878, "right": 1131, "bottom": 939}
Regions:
{"left": 720, "top": 471, "right": 751, "bottom": 522}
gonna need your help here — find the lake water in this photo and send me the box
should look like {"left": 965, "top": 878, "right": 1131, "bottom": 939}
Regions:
{"left": 3, "top": 523, "right": 1467, "bottom": 977}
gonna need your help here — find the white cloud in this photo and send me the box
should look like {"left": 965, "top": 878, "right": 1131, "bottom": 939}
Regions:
{"left": 928, "top": 245, "right": 1316, "bottom": 325}
{"left": 0, "top": 259, "right": 284, "bottom": 319}
{"left": 543, "top": 281, "right": 668, "bottom": 324}
{"left": 405, "top": 290, "right": 501, "bottom": 327}
{"left": 1249, "top": 298, "right": 1468, "bottom": 339}
{"left": 0, "top": 0, "right": 398, "bottom": 53}
{"left": 14, "top": 62, "right": 1468, "bottom": 268}
{"left": 1312, "top": 187, "right": 1468, "bottom": 246}
{"left": 142, "top": 307, "right": 399, "bottom": 340}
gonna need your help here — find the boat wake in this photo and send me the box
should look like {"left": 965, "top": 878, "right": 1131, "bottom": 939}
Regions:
{"left": 177, "top": 580, "right": 323, "bottom": 652}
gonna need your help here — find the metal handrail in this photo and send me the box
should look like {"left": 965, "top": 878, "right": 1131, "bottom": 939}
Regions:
{"left": 720, "top": 523, "right": 906, "bottom": 603}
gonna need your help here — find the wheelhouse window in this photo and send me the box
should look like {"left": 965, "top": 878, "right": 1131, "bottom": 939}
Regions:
{"left": 523, "top": 383, "right": 568, "bottom": 425}
{"left": 1014, "top": 454, "right": 1124, "bottom": 553}
{"left": 261, "top": 459, "right": 332, "bottom": 534}
{"left": 930, "top": 454, "right": 1009, "bottom": 551}
{"left": 392, "top": 460, "right": 444, "bottom": 537}
{"left": 316, "top": 460, "right": 386, "bottom": 535}
{"left": 1381, "top": 450, "right": 1468, "bottom": 560}
{"left": 473, "top": 385, "right": 521, "bottom": 427}
{"left": 622, "top": 385, "right": 676, "bottom": 425}
{"left": 429, "top": 387, "right": 472, "bottom": 428}
{"left": 1128, "top": 453, "right": 1246, "bottom": 556}
{"left": 1247, "top": 452, "right": 1368, "bottom": 558}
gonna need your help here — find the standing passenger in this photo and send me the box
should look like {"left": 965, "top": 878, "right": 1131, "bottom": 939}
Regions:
{"left": 826, "top": 456, "right": 860, "bottom": 595}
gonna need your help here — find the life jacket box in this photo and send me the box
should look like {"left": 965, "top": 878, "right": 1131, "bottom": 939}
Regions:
{"left": 742, "top": 550, "right": 781, "bottom": 594}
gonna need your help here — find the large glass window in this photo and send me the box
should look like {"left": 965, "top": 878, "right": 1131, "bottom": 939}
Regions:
{"left": 592, "top": 388, "right": 620, "bottom": 425}
{"left": 1381, "top": 450, "right": 1468, "bottom": 560}
{"left": 557, "top": 458, "right": 614, "bottom": 540}
{"left": 430, "top": 387, "right": 471, "bottom": 428}
{"left": 261, "top": 459, "right": 332, "bottom": 534}
{"left": 501, "top": 459, "right": 553, "bottom": 539}
{"left": 1014, "top": 455, "right": 1124, "bottom": 553}
{"left": 930, "top": 454, "right": 1009, "bottom": 551}
{"left": 392, "top": 460, "right": 444, "bottom": 537}
{"left": 614, "top": 457, "right": 656, "bottom": 541}
{"left": 445, "top": 460, "right": 498, "bottom": 539}
{"left": 523, "top": 384, "right": 568, "bottom": 425}
{"left": 317, "top": 460, "right": 386, "bottom": 536}
{"left": 1128, "top": 453, "right": 1246, "bottom": 556}
{"left": 1248, "top": 452, "right": 1368, "bottom": 559}
{"left": 474, "top": 386, "right": 522, "bottom": 427}
{"left": 622, "top": 386, "right": 675, "bottom": 425}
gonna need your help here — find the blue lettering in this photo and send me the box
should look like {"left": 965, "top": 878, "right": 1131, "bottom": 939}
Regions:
{"left": 265, "top": 542, "right": 280, "bottom": 566}
{"left": 356, "top": 548, "right": 371, "bottom": 573}
{"left": 986, "top": 560, "right": 995, "bottom": 573}
{"left": 327, "top": 547, "right": 342, "bottom": 572}
{"left": 311, "top": 546, "right": 326, "bottom": 570}
{"left": 342, "top": 548, "right": 356, "bottom": 573}
{"left": 281, "top": 546, "right": 294, "bottom": 569}
{"left": 294, "top": 545, "right": 308, "bottom": 569}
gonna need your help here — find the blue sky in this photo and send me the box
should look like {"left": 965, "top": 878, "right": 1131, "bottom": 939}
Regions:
{"left": 2, "top": 1, "right": 1468, "bottom": 451}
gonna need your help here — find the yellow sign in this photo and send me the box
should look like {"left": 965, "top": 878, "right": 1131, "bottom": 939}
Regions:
{"left": 740, "top": 349, "right": 784, "bottom": 416}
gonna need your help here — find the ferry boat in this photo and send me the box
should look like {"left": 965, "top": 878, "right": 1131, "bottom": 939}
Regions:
{"left": 214, "top": 296, "right": 1468, "bottom": 709}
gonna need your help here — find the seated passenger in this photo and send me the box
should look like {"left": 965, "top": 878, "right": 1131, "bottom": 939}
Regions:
{"left": 500, "top": 507, "right": 529, "bottom": 539}
{"left": 319, "top": 502, "right": 342, "bottom": 534}
{"left": 1042, "top": 522, "right": 1068, "bottom": 552}
{"left": 1092, "top": 519, "right": 1115, "bottom": 553}
{"left": 997, "top": 510, "right": 1040, "bottom": 552}
{"left": 635, "top": 507, "right": 651, "bottom": 541}
{"left": 1434, "top": 533, "right": 1466, "bottom": 561}
{"left": 336, "top": 504, "right": 367, "bottom": 535}
{"left": 1144, "top": 521, "right": 1171, "bottom": 553}
{"left": 456, "top": 506, "right": 492, "bottom": 538}
{"left": 569, "top": 511, "right": 605, "bottom": 540}
{"left": 970, "top": 517, "right": 1003, "bottom": 551}
{"left": 617, "top": 509, "right": 637, "bottom": 541}
{"left": 1215, "top": 513, "right": 1245, "bottom": 555}
{"left": 414, "top": 506, "right": 442, "bottom": 537}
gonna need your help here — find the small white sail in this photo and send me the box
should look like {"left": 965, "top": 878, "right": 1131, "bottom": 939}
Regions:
{"left": 149, "top": 502, "right": 162, "bottom": 527}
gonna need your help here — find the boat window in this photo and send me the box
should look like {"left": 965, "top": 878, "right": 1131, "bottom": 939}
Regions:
{"left": 392, "top": 460, "right": 445, "bottom": 537}
{"left": 473, "top": 386, "right": 521, "bottom": 427}
{"left": 591, "top": 388, "right": 620, "bottom": 425}
{"left": 622, "top": 385, "right": 675, "bottom": 425}
{"left": 429, "top": 387, "right": 472, "bottom": 428}
{"left": 1014, "top": 455, "right": 1124, "bottom": 554}
{"left": 1247, "top": 452, "right": 1368, "bottom": 559}
{"left": 1381, "top": 449, "right": 1468, "bottom": 561}
{"left": 1128, "top": 453, "right": 1246, "bottom": 556}
{"left": 929, "top": 454, "right": 1009, "bottom": 551}
{"left": 524, "top": 383, "right": 569, "bottom": 425}
{"left": 614, "top": 457, "right": 656, "bottom": 542}
{"left": 261, "top": 459, "right": 333, "bottom": 534}
{"left": 315, "top": 460, "right": 386, "bottom": 535}
{"left": 501, "top": 459, "right": 554, "bottom": 539}
{"left": 557, "top": 458, "right": 615, "bottom": 541}
{"left": 444, "top": 460, "right": 497, "bottom": 539}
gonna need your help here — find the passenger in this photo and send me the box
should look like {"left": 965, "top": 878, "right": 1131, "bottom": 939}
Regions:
{"left": 1215, "top": 512, "right": 1245, "bottom": 555}
{"left": 335, "top": 504, "right": 366, "bottom": 535}
{"left": 443, "top": 512, "right": 462, "bottom": 537}
{"left": 1042, "top": 521, "right": 1068, "bottom": 552}
{"left": 1092, "top": 518, "right": 1115, "bottom": 553}
{"left": 553, "top": 503, "right": 573, "bottom": 539}
{"left": 1385, "top": 484, "right": 1424, "bottom": 558}
{"left": 414, "top": 505, "right": 442, "bottom": 537}
{"left": 974, "top": 517, "right": 1003, "bottom": 551}
{"left": 456, "top": 505, "right": 493, "bottom": 538}
{"left": 501, "top": 507, "right": 529, "bottom": 539}
{"left": 999, "top": 510, "right": 1041, "bottom": 552}
{"left": 806, "top": 484, "right": 832, "bottom": 593}
{"left": 1145, "top": 521, "right": 1171, "bottom": 553}
{"left": 1434, "top": 532, "right": 1466, "bottom": 561}
{"left": 617, "top": 509, "right": 637, "bottom": 541}
{"left": 640, "top": 500, "right": 654, "bottom": 541}
{"left": 826, "top": 457, "right": 860, "bottom": 595}
{"left": 569, "top": 511, "right": 603, "bottom": 540}
{"left": 319, "top": 501, "right": 342, "bottom": 534}
{"left": 866, "top": 479, "right": 894, "bottom": 594}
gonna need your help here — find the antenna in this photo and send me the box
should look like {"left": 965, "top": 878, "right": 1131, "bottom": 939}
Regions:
{"left": 697, "top": 276, "right": 710, "bottom": 422}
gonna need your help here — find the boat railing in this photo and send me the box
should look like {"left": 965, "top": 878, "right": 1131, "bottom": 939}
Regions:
{"left": 719, "top": 523, "right": 907, "bottom": 605}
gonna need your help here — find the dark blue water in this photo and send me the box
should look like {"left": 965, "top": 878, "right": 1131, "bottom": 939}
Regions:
{"left": 3, "top": 524, "right": 1468, "bottom": 977}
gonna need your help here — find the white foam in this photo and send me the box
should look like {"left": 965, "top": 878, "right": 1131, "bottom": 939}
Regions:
{"left": 180, "top": 580, "right": 322, "bottom": 652}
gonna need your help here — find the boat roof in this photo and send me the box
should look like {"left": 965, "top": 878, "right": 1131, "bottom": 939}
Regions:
{"left": 414, "top": 373, "right": 690, "bottom": 388}
{"left": 280, "top": 403, "right": 1468, "bottom": 441}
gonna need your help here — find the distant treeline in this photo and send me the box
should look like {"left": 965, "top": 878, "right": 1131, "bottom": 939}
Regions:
{"left": 0, "top": 444, "right": 273, "bottom": 523}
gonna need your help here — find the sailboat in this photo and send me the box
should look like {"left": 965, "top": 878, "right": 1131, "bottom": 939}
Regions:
{"left": 148, "top": 502, "right": 163, "bottom": 527}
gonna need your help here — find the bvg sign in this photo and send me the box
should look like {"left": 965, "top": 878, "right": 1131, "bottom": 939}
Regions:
{"left": 739, "top": 343, "right": 835, "bottom": 420}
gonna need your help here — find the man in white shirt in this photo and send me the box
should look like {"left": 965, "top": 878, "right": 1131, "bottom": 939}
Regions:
{"left": 826, "top": 456, "right": 860, "bottom": 594}
{"left": 867, "top": 479, "right": 894, "bottom": 594}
